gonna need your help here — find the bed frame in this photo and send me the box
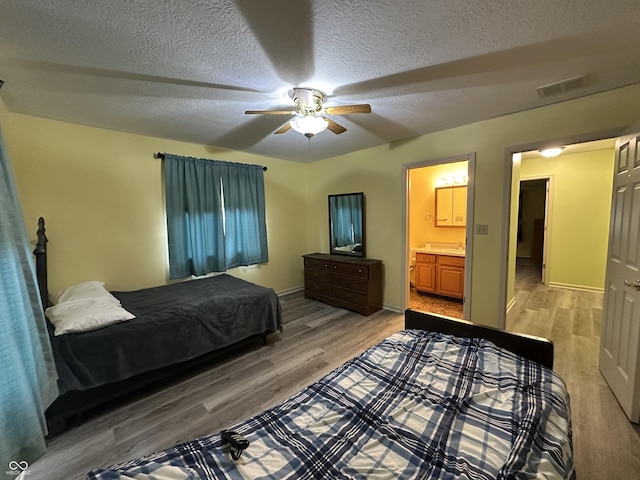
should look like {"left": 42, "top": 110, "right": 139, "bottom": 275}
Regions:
{"left": 405, "top": 309, "right": 554, "bottom": 369}
{"left": 33, "top": 216, "right": 49, "bottom": 310}
{"left": 33, "top": 217, "right": 279, "bottom": 436}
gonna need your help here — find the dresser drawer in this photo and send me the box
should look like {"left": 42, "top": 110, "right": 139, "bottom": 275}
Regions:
{"left": 330, "top": 262, "right": 368, "bottom": 277}
{"left": 304, "top": 268, "right": 331, "bottom": 284}
{"left": 331, "top": 273, "right": 367, "bottom": 292}
{"left": 332, "top": 286, "right": 368, "bottom": 306}
{"left": 303, "top": 257, "right": 331, "bottom": 270}
{"left": 305, "top": 280, "right": 333, "bottom": 297}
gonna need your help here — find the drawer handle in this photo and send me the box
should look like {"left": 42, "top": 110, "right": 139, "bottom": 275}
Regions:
{"left": 358, "top": 268, "right": 362, "bottom": 273}
{"left": 334, "top": 265, "right": 338, "bottom": 269}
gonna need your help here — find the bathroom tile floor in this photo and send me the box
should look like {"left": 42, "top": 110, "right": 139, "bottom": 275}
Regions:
{"left": 409, "top": 286, "right": 464, "bottom": 319}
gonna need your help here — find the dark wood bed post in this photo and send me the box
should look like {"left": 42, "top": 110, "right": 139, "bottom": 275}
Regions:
{"left": 33, "top": 216, "right": 48, "bottom": 310}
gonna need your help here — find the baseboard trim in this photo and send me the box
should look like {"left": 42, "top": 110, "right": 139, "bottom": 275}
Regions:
{"left": 277, "top": 285, "right": 304, "bottom": 296}
{"left": 548, "top": 282, "right": 604, "bottom": 294}
{"left": 383, "top": 303, "right": 402, "bottom": 313}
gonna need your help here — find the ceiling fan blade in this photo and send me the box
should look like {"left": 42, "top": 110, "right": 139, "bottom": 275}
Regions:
{"left": 274, "top": 122, "right": 292, "bottom": 134}
{"left": 245, "top": 109, "right": 295, "bottom": 115}
{"left": 326, "top": 118, "right": 347, "bottom": 135}
{"left": 324, "top": 104, "right": 372, "bottom": 115}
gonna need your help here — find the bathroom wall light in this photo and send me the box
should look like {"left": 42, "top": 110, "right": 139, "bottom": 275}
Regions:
{"left": 436, "top": 175, "right": 468, "bottom": 187}
{"left": 540, "top": 147, "right": 564, "bottom": 158}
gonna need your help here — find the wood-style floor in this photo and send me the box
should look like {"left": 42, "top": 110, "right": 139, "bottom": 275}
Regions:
{"left": 507, "top": 259, "right": 640, "bottom": 479}
{"left": 30, "top": 264, "right": 640, "bottom": 479}
{"left": 30, "top": 294, "right": 406, "bottom": 479}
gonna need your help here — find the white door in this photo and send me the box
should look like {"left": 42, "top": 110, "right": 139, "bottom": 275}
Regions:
{"left": 599, "top": 132, "right": 640, "bottom": 422}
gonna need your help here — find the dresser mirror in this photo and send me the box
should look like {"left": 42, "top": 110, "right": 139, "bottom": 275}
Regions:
{"left": 328, "top": 192, "right": 365, "bottom": 257}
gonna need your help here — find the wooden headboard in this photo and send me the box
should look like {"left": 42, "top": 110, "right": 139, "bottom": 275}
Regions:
{"left": 33, "top": 216, "right": 49, "bottom": 310}
{"left": 405, "top": 309, "right": 554, "bottom": 369}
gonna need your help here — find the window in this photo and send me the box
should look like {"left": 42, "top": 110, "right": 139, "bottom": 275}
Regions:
{"left": 164, "top": 155, "right": 268, "bottom": 279}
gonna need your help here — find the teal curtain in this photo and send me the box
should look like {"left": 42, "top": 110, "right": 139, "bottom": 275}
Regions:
{"left": 165, "top": 155, "right": 225, "bottom": 278}
{"left": 164, "top": 155, "right": 268, "bottom": 279}
{"left": 0, "top": 125, "right": 58, "bottom": 471}
{"left": 221, "top": 162, "right": 268, "bottom": 268}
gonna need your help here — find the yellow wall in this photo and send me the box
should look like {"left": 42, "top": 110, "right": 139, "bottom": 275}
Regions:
{"left": 4, "top": 84, "right": 640, "bottom": 328}
{"left": 306, "top": 84, "right": 640, "bottom": 326}
{"left": 409, "top": 162, "right": 467, "bottom": 248}
{"left": 519, "top": 149, "right": 614, "bottom": 290}
{"left": 0, "top": 98, "right": 8, "bottom": 124}
{"left": 4, "top": 113, "right": 308, "bottom": 296}
{"left": 0, "top": 96, "right": 11, "bottom": 138}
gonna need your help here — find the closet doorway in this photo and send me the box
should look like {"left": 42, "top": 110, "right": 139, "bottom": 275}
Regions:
{"left": 517, "top": 177, "right": 551, "bottom": 285}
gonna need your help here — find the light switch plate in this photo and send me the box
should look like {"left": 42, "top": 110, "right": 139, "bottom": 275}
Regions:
{"left": 476, "top": 224, "right": 489, "bottom": 235}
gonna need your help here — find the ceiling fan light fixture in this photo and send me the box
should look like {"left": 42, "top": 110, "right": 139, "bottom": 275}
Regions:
{"left": 290, "top": 115, "right": 329, "bottom": 138}
{"left": 539, "top": 147, "right": 564, "bottom": 158}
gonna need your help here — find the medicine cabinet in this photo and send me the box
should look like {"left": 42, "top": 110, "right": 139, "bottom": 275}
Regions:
{"left": 435, "top": 186, "right": 467, "bottom": 227}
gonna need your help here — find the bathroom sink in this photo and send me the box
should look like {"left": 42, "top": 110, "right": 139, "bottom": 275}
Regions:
{"left": 413, "top": 246, "right": 465, "bottom": 256}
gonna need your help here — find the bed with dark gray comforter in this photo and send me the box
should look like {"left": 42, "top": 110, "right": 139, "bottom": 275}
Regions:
{"left": 49, "top": 274, "right": 282, "bottom": 394}
{"left": 44, "top": 274, "right": 282, "bottom": 435}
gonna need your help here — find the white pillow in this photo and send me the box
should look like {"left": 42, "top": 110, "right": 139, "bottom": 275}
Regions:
{"left": 51, "top": 280, "right": 121, "bottom": 306}
{"left": 46, "top": 299, "right": 135, "bottom": 336}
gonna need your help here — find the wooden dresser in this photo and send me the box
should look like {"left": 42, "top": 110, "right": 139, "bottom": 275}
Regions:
{"left": 302, "top": 253, "right": 383, "bottom": 316}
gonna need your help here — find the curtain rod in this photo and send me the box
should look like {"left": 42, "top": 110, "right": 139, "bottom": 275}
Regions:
{"left": 153, "top": 152, "right": 267, "bottom": 171}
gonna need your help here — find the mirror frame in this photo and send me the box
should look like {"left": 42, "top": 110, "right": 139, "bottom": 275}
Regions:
{"left": 328, "top": 192, "right": 365, "bottom": 257}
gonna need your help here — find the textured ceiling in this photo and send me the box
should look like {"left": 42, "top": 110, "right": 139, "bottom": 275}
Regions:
{"left": 1, "top": 0, "right": 639, "bottom": 162}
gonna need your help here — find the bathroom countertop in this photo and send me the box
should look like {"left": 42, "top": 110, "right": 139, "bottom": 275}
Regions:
{"left": 412, "top": 243, "right": 466, "bottom": 257}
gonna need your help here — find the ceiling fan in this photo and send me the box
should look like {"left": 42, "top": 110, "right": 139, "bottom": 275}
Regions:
{"left": 245, "top": 88, "right": 371, "bottom": 138}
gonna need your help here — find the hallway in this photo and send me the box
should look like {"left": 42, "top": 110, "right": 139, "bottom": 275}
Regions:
{"left": 507, "top": 259, "right": 640, "bottom": 478}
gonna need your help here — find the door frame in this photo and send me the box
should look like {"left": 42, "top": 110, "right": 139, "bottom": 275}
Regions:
{"left": 500, "top": 127, "right": 623, "bottom": 327}
{"left": 518, "top": 174, "right": 554, "bottom": 285}
{"left": 401, "top": 152, "right": 476, "bottom": 318}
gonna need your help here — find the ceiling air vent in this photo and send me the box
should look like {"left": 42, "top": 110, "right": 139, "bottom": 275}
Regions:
{"left": 536, "top": 74, "right": 589, "bottom": 98}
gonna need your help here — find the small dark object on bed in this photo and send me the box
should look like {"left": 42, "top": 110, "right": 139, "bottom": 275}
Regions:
{"left": 221, "top": 430, "right": 250, "bottom": 460}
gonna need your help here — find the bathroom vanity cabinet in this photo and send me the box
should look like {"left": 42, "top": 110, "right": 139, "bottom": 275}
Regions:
{"left": 415, "top": 252, "right": 464, "bottom": 299}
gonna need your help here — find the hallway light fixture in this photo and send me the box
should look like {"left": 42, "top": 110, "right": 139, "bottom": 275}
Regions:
{"left": 539, "top": 147, "right": 564, "bottom": 158}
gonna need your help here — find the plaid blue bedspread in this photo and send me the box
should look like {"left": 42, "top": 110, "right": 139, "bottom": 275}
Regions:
{"left": 87, "top": 329, "right": 575, "bottom": 479}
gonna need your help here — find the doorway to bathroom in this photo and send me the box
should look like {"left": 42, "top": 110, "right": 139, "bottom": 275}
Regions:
{"left": 403, "top": 154, "right": 475, "bottom": 319}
